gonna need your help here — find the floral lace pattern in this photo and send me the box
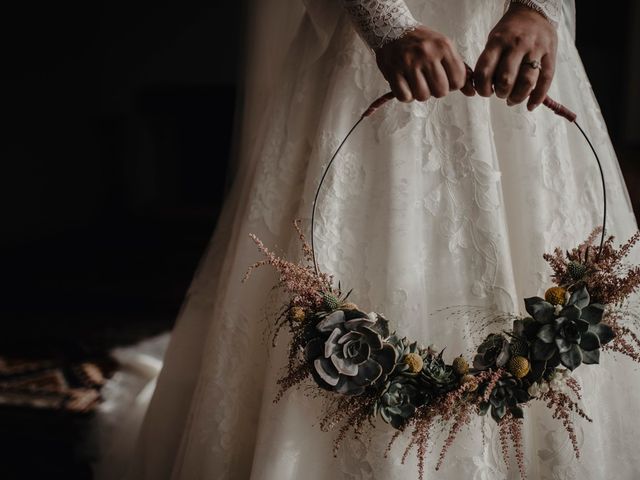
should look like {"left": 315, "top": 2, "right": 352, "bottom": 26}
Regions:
{"left": 506, "top": 0, "right": 562, "bottom": 27}
{"left": 126, "top": 1, "right": 640, "bottom": 479}
{"left": 343, "top": 0, "right": 420, "bottom": 49}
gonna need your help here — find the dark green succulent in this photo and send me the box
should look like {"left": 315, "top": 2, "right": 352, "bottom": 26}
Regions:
{"left": 418, "top": 350, "right": 458, "bottom": 396}
{"left": 385, "top": 334, "right": 423, "bottom": 376}
{"left": 525, "top": 286, "right": 615, "bottom": 370}
{"left": 473, "top": 334, "right": 511, "bottom": 370}
{"left": 374, "top": 376, "right": 423, "bottom": 429}
{"left": 479, "top": 376, "right": 529, "bottom": 422}
{"left": 304, "top": 309, "right": 396, "bottom": 395}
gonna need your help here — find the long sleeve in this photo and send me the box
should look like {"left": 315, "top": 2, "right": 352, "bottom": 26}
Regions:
{"left": 506, "top": 0, "right": 563, "bottom": 28}
{"left": 342, "top": 0, "right": 420, "bottom": 50}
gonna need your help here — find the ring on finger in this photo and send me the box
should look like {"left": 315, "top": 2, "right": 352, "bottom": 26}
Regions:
{"left": 521, "top": 58, "right": 542, "bottom": 70}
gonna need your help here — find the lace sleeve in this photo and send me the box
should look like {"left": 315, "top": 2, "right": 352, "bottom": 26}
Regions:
{"left": 342, "top": 0, "right": 420, "bottom": 51}
{"left": 506, "top": 0, "right": 562, "bottom": 28}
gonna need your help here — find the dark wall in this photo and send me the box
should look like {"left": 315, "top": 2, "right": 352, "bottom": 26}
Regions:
{"left": 576, "top": 0, "right": 636, "bottom": 145}
{"left": 1, "top": 2, "right": 245, "bottom": 350}
{"left": 2, "top": 2, "right": 243, "bottom": 243}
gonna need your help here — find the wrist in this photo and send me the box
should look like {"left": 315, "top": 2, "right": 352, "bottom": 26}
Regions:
{"left": 344, "top": 0, "right": 420, "bottom": 51}
{"left": 508, "top": 0, "right": 559, "bottom": 28}
{"left": 372, "top": 24, "right": 423, "bottom": 54}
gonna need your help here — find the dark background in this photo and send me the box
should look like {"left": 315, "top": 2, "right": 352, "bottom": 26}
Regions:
{"left": 0, "top": 2, "right": 638, "bottom": 479}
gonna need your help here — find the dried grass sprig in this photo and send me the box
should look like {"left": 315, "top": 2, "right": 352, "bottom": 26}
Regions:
{"left": 539, "top": 388, "right": 592, "bottom": 459}
{"left": 543, "top": 229, "right": 640, "bottom": 305}
{"left": 243, "top": 223, "right": 334, "bottom": 310}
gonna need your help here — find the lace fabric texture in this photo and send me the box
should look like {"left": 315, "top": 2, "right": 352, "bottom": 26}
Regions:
{"left": 343, "top": 0, "right": 420, "bottom": 49}
{"left": 123, "top": 1, "right": 640, "bottom": 479}
{"left": 506, "top": 0, "right": 562, "bottom": 26}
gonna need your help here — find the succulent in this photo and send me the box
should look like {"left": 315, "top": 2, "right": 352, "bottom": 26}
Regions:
{"left": 419, "top": 350, "right": 458, "bottom": 396}
{"left": 479, "top": 376, "right": 529, "bottom": 422}
{"left": 374, "top": 376, "right": 423, "bottom": 429}
{"left": 304, "top": 309, "right": 396, "bottom": 395}
{"left": 386, "top": 334, "right": 424, "bottom": 376}
{"left": 525, "top": 286, "right": 615, "bottom": 370}
{"left": 473, "top": 334, "right": 511, "bottom": 371}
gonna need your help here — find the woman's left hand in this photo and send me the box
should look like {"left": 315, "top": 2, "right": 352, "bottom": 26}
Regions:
{"left": 473, "top": 3, "right": 558, "bottom": 111}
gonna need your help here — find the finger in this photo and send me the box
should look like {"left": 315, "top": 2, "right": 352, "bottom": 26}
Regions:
{"left": 460, "top": 63, "right": 476, "bottom": 97}
{"left": 441, "top": 53, "right": 467, "bottom": 91}
{"left": 508, "top": 56, "right": 540, "bottom": 105}
{"left": 474, "top": 43, "right": 502, "bottom": 97}
{"left": 424, "top": 62, "right": 449, "bottom": 98}
{"left": 493, "top": 47, "right": 526, "bottom": 99}
{"left": 407, "top": 68, "right": 431, "bottom": 102}
{"left": 527, "top": 53, "right": 556, "bottom": 111}
{"left": 390, "top": 73, "right": 413, "bottom": 103}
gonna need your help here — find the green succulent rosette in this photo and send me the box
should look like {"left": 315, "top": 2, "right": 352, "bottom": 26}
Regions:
{"left": 374, "top": 375, "right": 424, "bottom": 429}
{"left": 479, "top": 377, "right": 530, "bottom": 422}
{"left": 518, "top": 286, "right": 615, "bottom": 373}
{"left": 304, "top": 309, "right": 397, "bottom": 395}
{"left": 386, "top": 334, "right": 423, "bottom": 376}
{"left": 473, "top": 333, "right": 511, "bottom": 371}
{"left": 419, "top": 350, "right": 458, "bottom": 396}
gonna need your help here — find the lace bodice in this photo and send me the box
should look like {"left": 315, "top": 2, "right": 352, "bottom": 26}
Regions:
{"left": 343, "top": 0, "right": 561, "bottom": 51}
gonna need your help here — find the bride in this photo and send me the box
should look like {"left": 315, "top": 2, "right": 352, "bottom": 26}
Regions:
{"left": 123, "top": 1, "right": 640, "bottom": 478}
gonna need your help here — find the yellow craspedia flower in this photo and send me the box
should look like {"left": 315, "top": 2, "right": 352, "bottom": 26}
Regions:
{"left": 545, "top": 286, "right": 567, "bottom": 306}
{"left": 341, "top": 302, "right": 359, "bottom": 311}
{"left": 403, "top": 353, "right": 424, "bottom": 373}
{"left": 452, "top": 356, "right": 469, "bottom": 375}
{"left": 289, "top": 306, "right": 306, "bottom": 323}
{"left": 508, "top": 356, "right": 531, "bottom": 379}
{"left": 460, "top": 374, "right": 478, "bottom": 391}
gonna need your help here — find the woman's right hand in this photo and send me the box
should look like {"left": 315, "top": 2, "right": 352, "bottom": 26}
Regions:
{"left": 374, "top": 25, "right": 475, "bottom": 102}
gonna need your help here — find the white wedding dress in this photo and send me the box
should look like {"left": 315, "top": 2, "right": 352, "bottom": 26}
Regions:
{"left": 122, "top": 1, "right": 640, "bottom": 479}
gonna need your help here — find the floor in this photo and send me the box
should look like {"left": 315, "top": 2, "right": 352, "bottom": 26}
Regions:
{"left": 0, "top": 212, "right": 220, "bottom": 479}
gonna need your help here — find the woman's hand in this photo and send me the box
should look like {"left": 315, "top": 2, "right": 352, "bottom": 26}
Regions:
{"left": 474, "top": 4, "right": 558, "bottom": 110}
{"left": 375, "top": 25, "right": 475, "bottom": 103}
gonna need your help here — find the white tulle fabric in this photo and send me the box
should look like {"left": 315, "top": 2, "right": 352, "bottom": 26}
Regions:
{"left": 123, "top": 1, "right": 640, "bottom": 479}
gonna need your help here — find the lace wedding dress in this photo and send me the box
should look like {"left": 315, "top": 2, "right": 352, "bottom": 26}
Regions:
{"left": 123, "top": 1, "right": 640, "bottom": 479}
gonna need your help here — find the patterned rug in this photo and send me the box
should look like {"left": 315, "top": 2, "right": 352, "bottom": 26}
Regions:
{"left": 0, "top": 355, "right": 116, "bottom": 413}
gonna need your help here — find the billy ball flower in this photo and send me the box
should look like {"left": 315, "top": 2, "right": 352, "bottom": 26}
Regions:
{"left": 507, "top": 356, "right": 530, "bottom": 379}
{"left": 403, "top": 353, "right": 424, "bottom": 373}
{"left": 545, "top": 286, "right": 567, "bottom": 306}
{"left": 289, "top": 306, "right": 306, "bottom": 323}
{"left": 452, "top": 356, "right": 469, "bottom": 375}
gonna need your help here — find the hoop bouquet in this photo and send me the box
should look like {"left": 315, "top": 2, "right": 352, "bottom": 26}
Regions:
{"left": 243, "top": 87, "right": 640, "bottom": 479}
